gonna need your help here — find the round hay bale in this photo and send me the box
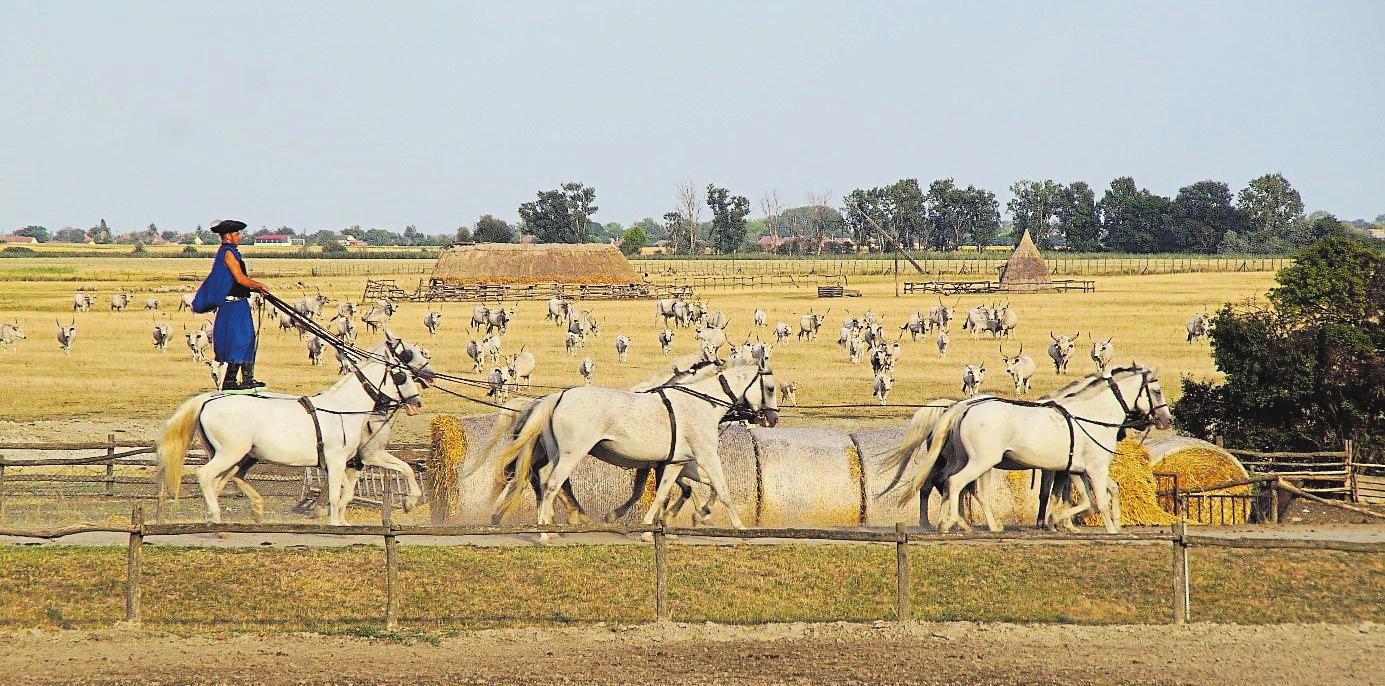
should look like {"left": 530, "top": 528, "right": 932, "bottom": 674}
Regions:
{"left": 1146, "top": 436, "right": 1251, "bottom": 524}
{"left": 851, "top": 426, "right": 917, "bottom": 525}
{"left": 751, "top": 427, "right": 860, "bottom": 526}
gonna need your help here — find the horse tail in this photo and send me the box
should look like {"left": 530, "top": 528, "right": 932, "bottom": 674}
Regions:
{"left": 460, "top": 397, "right": 536, "bottom": 479}
{"left": 878, "top": 399, "right": 956, "bottom": 496}
{"left": 493, "top": 393, "right": 559, "bottom": 518}
{"left": 883, "top": 398, "right": 972, "bottom": 502}
{"left": 156, "top": 394, "right": 208, "bottom": 500}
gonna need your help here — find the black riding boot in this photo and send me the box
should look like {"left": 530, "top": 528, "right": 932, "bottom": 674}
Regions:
{"left": 240, "top": 362, "right": 266, "bottom": 390}
{"left": 222, "top": 363, "right": 242, "bottom": 390}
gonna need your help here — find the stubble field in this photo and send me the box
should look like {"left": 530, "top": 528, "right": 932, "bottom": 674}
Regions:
{"left": 0, "top": 256, "right": 1274, "bottom": 441}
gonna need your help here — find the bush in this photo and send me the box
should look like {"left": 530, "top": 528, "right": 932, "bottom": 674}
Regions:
{"left": 132, "top": 242, "right": 146, "bottom": 254}
{"left": 321, "top": 240, "right": 349, "bottom": 254}
{"left": 181, "top": 245, "right": 200, "bottom": 256}
{"left": 0, "top": 246, "right": 37, "bottom": 257}
{"left": 1174, "top": 236, "right": 1382, "bottom": 452}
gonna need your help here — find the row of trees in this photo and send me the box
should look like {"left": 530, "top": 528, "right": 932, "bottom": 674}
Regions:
{"left": 14, "top": 173, "right": 1380, "bottom": 254}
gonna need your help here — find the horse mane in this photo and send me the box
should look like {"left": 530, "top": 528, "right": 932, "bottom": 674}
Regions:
{"left": 1041, "top": 365, "right": 1144, "bottom": 402}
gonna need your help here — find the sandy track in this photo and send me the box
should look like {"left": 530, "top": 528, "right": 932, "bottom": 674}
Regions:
{"left": 3, "top": 621, "right": 1379, "bottom": 685}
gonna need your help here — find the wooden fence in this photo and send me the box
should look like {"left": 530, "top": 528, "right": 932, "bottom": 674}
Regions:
{"left": 0, "top": 437, "right": 432, "bottom": 518}
{"left": 632, "top": 255, "right": 1292, "bottom": 278}
{"left": 1217, "top": 438, "right": 1359, "bottom": 501}
{"left": 1, "top": 493, "right": 1379, "bottom": 630}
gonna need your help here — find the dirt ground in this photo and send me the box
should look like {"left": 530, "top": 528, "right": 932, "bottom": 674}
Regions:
{"left": 2, "top": 621, "right": 1378, "bottom": 685}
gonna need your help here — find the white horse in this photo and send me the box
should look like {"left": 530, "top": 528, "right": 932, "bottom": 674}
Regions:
{"left": 885, "top": 365, "right": 1172, "bottom": 533}
{"left": 156, "top": 332, "right": 436, "bottom": 526}
{"left": 491, "top": 361, "right": 779, "bottom": 539}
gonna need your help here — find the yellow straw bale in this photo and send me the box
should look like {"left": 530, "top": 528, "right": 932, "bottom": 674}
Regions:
{"left": 428, "top": 415, "right": 468, "bottom": 525}
{"left": 1153, "top": 447, "right": 1251, "bottom": 524}
{"left": 1079, "top": 440, "right": 1179, "bottom": 526}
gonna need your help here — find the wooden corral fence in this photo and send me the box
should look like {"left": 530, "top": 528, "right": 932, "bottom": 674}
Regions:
{"left": 632, "top": 255, "right": 1292, "bottom": 279}
{"left": 902, "top": 279, "right": 1096, "bottom": 295}
{"left": 1216, "top": 437, "right": 1360, "bottom": 502}
{"left": 0, "top": 437, "right": 432, "bottom": 520}
{"left": 360, "top": 279, "right": 689, "bottom": 303}
{"left": 1, "top": 494, "right": 1379, "bottom": 630}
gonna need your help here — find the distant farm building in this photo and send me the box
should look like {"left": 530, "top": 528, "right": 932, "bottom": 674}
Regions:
{"left": 253, "top": 234, "right": 294, "bottom": 245}
{"left": 0, "top": 235, "right": 39, "bottom": 244}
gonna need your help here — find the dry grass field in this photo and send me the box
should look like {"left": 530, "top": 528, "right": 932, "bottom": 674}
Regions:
{"left": 0, "top": 256, "right": 1274, "bottom": 438}
{"left": 1, "top": 543, "right": 1379, "bottom": 631}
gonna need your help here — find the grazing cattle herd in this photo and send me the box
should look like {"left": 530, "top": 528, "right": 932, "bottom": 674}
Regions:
{"left": 7, "top": 290, "right": 1215, "bottom": 416}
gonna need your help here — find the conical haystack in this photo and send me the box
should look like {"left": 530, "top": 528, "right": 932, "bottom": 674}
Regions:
{"left": 432, "top": 243, "right": 642, "bottom": 286}
{"left": 999, "top": 229, "right": 1052, "bottom": 291}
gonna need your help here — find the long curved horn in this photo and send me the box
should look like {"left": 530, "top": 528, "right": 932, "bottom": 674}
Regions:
{"left": 1050, "top": 331, "right": 1058, "bottom": 341}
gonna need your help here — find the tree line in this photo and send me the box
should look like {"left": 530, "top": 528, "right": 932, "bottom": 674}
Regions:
{"left": 11, "top": 172, "right": 1382, "bottom": 255}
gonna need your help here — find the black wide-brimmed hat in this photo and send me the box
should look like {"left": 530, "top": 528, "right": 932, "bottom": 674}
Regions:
{"left": 210, "top": 219, "right": 248, "bottom": 235}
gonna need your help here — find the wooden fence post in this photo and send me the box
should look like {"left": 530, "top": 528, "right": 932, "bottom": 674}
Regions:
{"left": 104, "top": 433, "right": 116, "bottom": 497}
{"left": 653, "top": 526, "right": 669, "bottom": 622}
{"left": 895, "top": 522, "right": 911, "bottom": 622}
{"left": 1345, "top": 440, "right": 1356, "bottom": 503}
{"left": 1269, "top": 479, "right": 1280, "bottom": 525}
{"left": 0, "top": 462, "right": 7, "bottom": 519}
{"left": 1172, "top": 520, "right": 1189, "bottom": 624}
{"left": 126, "top": 503, "right": 144, "bottom": 624}
{"left": 381, "top": 476, "right": 399, "bottom": 631}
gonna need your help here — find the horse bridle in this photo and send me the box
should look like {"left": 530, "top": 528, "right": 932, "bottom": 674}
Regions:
{"left": 656, "top": 367, "right": 776, "bottom": 424}
{"left": 1101, "top": 369, "right": 1166, "bottom": 431}
{"left": 346, "top": 341, "right": 429, "bottom": 414}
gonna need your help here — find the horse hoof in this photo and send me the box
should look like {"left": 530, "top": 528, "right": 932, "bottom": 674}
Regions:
{"left": 639, "top": 532, "right": 654, "bottom": 544}
{"left": 603, "top": 512, "right": 619, "bottom": 524}
{"left": 215, "top": 531, "right": 230, "bottom": 540}
{"left": 537, "top": 533, "right": 553, "bottom": 545}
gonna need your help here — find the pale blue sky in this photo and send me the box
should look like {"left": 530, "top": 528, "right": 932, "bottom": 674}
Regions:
{"left": 2, "top": 1, "right": 1381, "bottom": 234}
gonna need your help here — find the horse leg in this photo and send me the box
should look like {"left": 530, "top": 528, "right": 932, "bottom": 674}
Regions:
{"left": 974, "top": 472, "right": 1004, "bottom": 533}
{"left": 607, "top": 466, "right": 655, "bottom": 523}
{"left": 1052, "top": 475, "right": 1093, "bottom": 532}
{"left": 1085, "top": 465, "right": 1118, "bottom": 534}
{"left": 696, "top": 453, "right": 745, "bottom": 530}
{"left": 640, "top": 463, "right": 685, "bottom": 527}
{"left": 359, "top": 450, "right": 422, "bottom": 512}
{"left": 942, "top": 456, "right": 997, "bottom": 534}
{"left": 196, "top": 448, "right": 243, "bottom": 526}
{"left": 535, "top": 449, "right": 586, "bottom": 543}
{"left": 325, "top": 462, "right": 348, "bottom": 526}
{"left": 557, "top": 480, "right": 592, "bottom": 525}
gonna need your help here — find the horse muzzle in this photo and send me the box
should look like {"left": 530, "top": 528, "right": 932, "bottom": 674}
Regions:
{"left": 757, "top": 410, "right": 779, "bottom": 428}
{"left": 405, "top": 403, "right": 421, "bottom": 417}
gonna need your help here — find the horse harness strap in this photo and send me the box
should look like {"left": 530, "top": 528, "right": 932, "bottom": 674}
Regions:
{"left": 654, "top": 389, "right": 680, "bottom": 464}
{"left": 298, "top": 396, "right": 327, "bottom": 469}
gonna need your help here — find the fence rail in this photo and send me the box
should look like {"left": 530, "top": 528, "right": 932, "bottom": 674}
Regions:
{"left": 1218, "top": 438, "right": 1359, "bottom": 502}
{"left": 0, "top": 500, "right": 1378, "bottom": 630}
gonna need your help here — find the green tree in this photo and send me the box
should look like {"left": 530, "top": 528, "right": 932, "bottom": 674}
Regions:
{"left": 1234, "top": 172, "right": 1303, "bottom": 251}
{"left": 402, "top": 225, "right": 420, "bottom": 246}
{"left": 518, "top": 182, "right": 598, "bottom": 244}
{"left": 1169, "top": 180, "right": 1241, "bottom": 253}
{"left": 1174, "top": 236, "right": 1383, "bottom": 451}
{"left": 307, "top": 230, "right": 339, "bottom": 246}
{"left": 958, "top": 185, "right": 1001, "bottom": 250}
{"left": 1055, "top": 182, "right": 1101, "bottom": 251}
{"left": 363, "top": 229, "right": 401, "bottom": 245}
{"left": 1007, "top": 179, "right": 1064, "bottom": 248}
{"left": 1098, "top": 177, "right": 1170, "bottom": 253}
{"left": 473, "top": 215, "right": 515, "bottom": 243}
{"left": 15, "top": 226, "right": 49, "bottom": 242}
{"left": 705, "top": 185, "right": 751, "bottom": 253}
{"left": 342, "top": 226, "right": 366, "bottom": 240}
{"left": 630, "top": 217, "right": 664, "bottom": 242}
{"left": 453, "top": 225, "right": 473, "bottom": 243}
{"left": 89, "top": 219, "right": 112, "bottom": 244}
{"left": 53, "top": 227, "right": 86, "bottom": 243}
{"left": 620, "top": 225, "right": 649, "bottom": 255}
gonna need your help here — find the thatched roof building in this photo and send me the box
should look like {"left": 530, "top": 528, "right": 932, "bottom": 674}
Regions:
{"left": 431, "top": 243, "right": 643, "bottom": 286}
{"left": 998, "top": 229, "right": 1052, "bottom": 290}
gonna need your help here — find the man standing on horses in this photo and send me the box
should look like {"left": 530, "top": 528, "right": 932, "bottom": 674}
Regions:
{"left": 192, "top": 219, "right": 270, "bottom": 390}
